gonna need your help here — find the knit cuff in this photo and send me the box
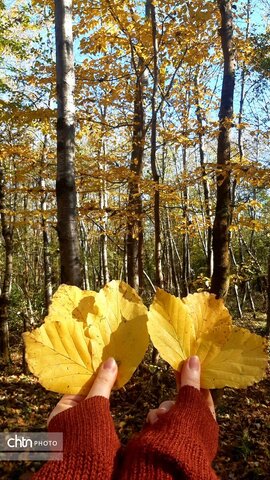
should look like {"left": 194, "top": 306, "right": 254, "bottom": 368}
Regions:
{"left": 48, "top": 396, "right": 120, "bottom": 454}
{"left": 119, "top": 386, "right": 219, "bottom": 480}
{"left": 174, "top": 386, "right": 219, "bottom": 460}
{"left": 128, "top": 386, "right": 218, "bottom": 460}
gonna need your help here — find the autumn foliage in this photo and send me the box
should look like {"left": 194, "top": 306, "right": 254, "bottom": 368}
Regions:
{"left": 23, "top": 281, "right": 267, "bottom": 394}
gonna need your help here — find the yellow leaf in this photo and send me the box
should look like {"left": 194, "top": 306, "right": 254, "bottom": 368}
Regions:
{"left": 23, "top": 281, "right": 149, "bottom": 393}
{"left": 23, "top": 317, "right": 95, "bottom": 395}
{"left": 85, "top": 280, "right": 149, "bottom": 388}
{"left": 147, "top": 289, "right": 192, "bottom": 368}
{"left": 148, "top": 290, "right": 267, "bottom": 389}
{"left": 47, "top": 284, "right": 97, "bottom": 323}
{"left": 182, "top": 292, "right": 233, "bottom": 364}
{"left": 202, "top": 326, "right": 268, "bottom": 388}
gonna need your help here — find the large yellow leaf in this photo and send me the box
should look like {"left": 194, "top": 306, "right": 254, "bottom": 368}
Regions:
{"left": 23, "top": 281, "right": 149, "bottom": 394}
{"left": 85, "top": 280, "right": 149, "bottom": 388}
{"left": 23, "top": 317, "right": 95, "bottom": 395}
{"left": 148, "top": 289, "right": 268, "bottom": 389}
{"left": 202, "top": 327, "right": 268, "bottom": 388}
{"left": 47, "top": 284, "right": 97, "bottom": 323}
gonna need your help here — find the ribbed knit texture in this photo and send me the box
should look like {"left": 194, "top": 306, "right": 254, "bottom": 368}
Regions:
{"left": 33, "top": 387, "right": 219, "bottom": 479}
{"left": 33, "top": 396, "right": 120, "bottom": 480}
{"left": 118, "top": 386, "right": 219, "bottom": 479}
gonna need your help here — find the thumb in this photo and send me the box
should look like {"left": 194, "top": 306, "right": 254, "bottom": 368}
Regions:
{"left": 180, "top": 355, "right": 201, "bottom": 390}
{"left": 86, "top": 357, "right": 118, "bottom": 400}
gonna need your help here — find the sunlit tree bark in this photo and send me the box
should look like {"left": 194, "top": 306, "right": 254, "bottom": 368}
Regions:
{"left": 165, "top": 207, "right": 181, "bottom": 296}
{"left": 127, "top": 56, "right": 146, "bottom": 292}
{"left": 211, "top": 0, "right": 235, "bottom": 298}
{"left": 147, "top": 0, "right": 164, "bottom": 289}
{"left": 182, "top": 144, "right": 190, "bottom": 297}
{"left": 99, "top": 170, "right": 110, "bottom": 286}
{"left": 54, "top": 0, "right": 82, "bottom": 286}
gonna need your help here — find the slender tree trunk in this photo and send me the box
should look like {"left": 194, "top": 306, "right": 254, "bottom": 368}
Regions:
{"left": 127, "top": 57, "right": 145, "bottom": 292}
{"left": 99, "top": 177, "right": 110, "bottom": 286}
{"left": 239, "top": 0, "right": 251, "bottom": 152}
{"left": 232, "top": 0, "right": 251, "bottom": 211}
{"left": 234, "top": 284, "right": 243, "bottom": 317}
{"left": 79, "top": 220, "right": 90, "bottom": 290}
{"left": 230, "top": 243, "right": 243, "bottom": 317}
{"left": 94, "top": 109, "right": 110, "bottom": 288}
{"left": 182, "top": 145, "right": 190, "bottom": 296}
{"left": 40, "top": 136, "right": 52, "bottom": 314}
{"left": 247, "top": 281, "right": 256, "bottom": 315}
{"left": 54, "top": 0, "right": 82, "bottom": 287}
{"left": 165, "top": 207, "right": 181, "bottom": 296}
{"left": 19, "top": 195, "right": 35, "bottom": 324}
{"left": 148, "top": 0, "right": 164, "bottom": 289}
{"left": 0, "top": 167, "right": 13, "bottom": 363}
{"left": 267, "top": 255, "right": 270, "bottom": 336}
{"left": 194, "top": 74, "right": 213, "bottom": 277}
{"left": 211, "top": 0, "right": 235, "bottom": 298}
{"left": 41, "top": 211, "right": 52, "bottom": 313}
{"left": 123, "top": 237, "right": 128, "bottom": 283}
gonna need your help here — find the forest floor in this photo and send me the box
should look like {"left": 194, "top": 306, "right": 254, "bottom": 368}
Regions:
{"left": 0, "top": 313, "right": 269, "bottom": 480}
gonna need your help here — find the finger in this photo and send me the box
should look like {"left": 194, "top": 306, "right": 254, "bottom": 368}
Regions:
{"left": 157, "top": 400, "right": 175, "bottom": 412}
{"left": 48, "top": 394, "right": 85, "bottom": 425}
{"left": 200, "top": 389, "right": 216, "bottom": 420}
{"left": 86, "top": 357, "right": 118, "bottom": 400}
{"left": 155, "top": 401, "right": 176, "bottom": 420}
{"left": 146, "top": 409, "right": 159, "bottom": 424}
{"left": 57, "top": 394, "right": 85, "bottom": 407}
{"left": 180, "top": 355, "right": 201, "bottom": 390}
{"left": 146, "top": 401, "right": 175, "bottom": 425}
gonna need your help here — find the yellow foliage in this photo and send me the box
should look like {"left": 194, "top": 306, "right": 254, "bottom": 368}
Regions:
{"left": 47, "top": 284, "right": 97, "bottom": 324}
{"left": 148, "top": 290, "right": 268, "bottom": 389}
{"left": 23, "top": 316, "right": 95, "bottom": 395}
{"left": 23, "top": 281, "right": 149, "bottom": 394}
{"left": 23, "top": 282, "right": 268, "bottom": 393}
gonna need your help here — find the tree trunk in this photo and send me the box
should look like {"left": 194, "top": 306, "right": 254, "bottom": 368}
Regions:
{"left": 99, "top": 178, "right": 110, "bottom": 286}
{"left": 54, "top": 0, "right": 82, "bottom": 287}
{"left": 211, "top": 0, "right": 235, "bottom": 298}
{"left": 267, "top": 255, "right": 270, "bottom": 336}
{"left": 230, "top": 243, "right": 243, "bottom": 317}
{"left": 42, "top": 212, "right": 53, "bottom": 313}
{"left": 126, "top": 57, "right": 145, "bottom": 292}
{"left": 148, "top": 0, "right": 164, "bottom": 289}
{"left": 232, "top": 0, "right": 251, "bottom": 215}
{"left": 182, "top": 145, "right": 190, "bottom": 297}
{"left": 165, "top": 207, "right": 181, "bottom": 296}
{"left": 40, "top": 136, "right": 52, "bottom": 314}
{"left": 79, "top": 220, "right": 90, "bottom": 290}
{"left": 0, "top": 167, "right": 13, "bottom": 363}
{"left": 194, "top": 74, "right": 213, "bottom": 277}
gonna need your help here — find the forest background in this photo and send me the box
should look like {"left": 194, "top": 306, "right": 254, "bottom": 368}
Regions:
{"left": 0, "top": 0, "right": 270, "bottom": 479}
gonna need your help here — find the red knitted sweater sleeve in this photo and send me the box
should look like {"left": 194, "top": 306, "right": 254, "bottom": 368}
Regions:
{"left": 32, "top": 387, "right": 219, "bottom": 480}
{"left": 32, "top": 396, "right": 120, "bottom": 480}
{"left": 118, "top": 386, "right": 219, "bottom": 480}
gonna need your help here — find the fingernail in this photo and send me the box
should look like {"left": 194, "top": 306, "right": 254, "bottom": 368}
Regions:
{"left": 103, "top": 357, "right": 117, "bottom": 371}
{"left": 188, "top": 355, "right": 200, "bottom": 371}
{"left": 158, "top": 407, "right": 168, "bottom": 413}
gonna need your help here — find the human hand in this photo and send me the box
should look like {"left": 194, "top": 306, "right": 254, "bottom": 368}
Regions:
{"left": 47, "top": 357, "right": 118, "bottom": 425}
{"left": 146, "top": 356, "right": 215, "bottom": 424}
